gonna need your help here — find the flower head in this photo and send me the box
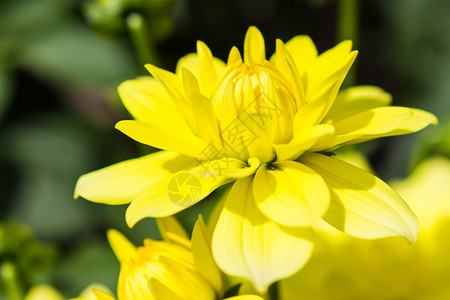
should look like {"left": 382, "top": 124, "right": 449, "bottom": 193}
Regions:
{"left": 75, "top": 26, "right": 437, "bottom": 292}
{"left": 89, "top": 216, "right": 262, "bottom": 300}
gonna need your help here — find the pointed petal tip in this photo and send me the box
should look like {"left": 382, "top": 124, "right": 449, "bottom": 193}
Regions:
{"left": 106, "top": 229, "right": 137, "bottom": 263}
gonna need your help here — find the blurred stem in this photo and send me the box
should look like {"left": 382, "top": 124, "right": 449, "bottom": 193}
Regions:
{"left": 0, "top": 261, "right": 23, "bottom": 300}
{"left": 126, "top": 13, "right": 160, "bottom": 72}
{"left": 337, "top": 0, "right": 359, "bottom": 87}
{"left": 267, "top": 282, "right": 279, "bottom": 300}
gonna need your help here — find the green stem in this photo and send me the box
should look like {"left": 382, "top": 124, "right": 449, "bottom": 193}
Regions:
{"left": 337, "top": 0, "right": 359, "bottom": 87}
{"left": 125, "top": 13, "right": 161, "bottom": 72}
{"left": 267, "top": 282, "right": 279, "bottom": 300}
{"left": 0, "top": 261, "right": 23, "bottom": 300}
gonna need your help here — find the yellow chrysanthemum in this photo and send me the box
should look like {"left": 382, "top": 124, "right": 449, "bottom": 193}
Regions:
{"left": 75, "top": 26, "right": 437, "bottom": 292}
{"left": 91, "top": 216, "right": 262, "bottom": 300}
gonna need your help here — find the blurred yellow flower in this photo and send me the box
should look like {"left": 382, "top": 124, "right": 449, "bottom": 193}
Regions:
{"left": 75, "top": 26, "right": 437, "bottom": 291}
{"left": 94, "top": 216, "right": 262, "bottom": 300}
{"left": 280, "top": 156, "right": 450, "bottom": 299}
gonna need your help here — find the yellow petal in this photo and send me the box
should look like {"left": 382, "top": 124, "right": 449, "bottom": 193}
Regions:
{"left": 191, "top": 215, "right": 225, "bottom": 297}
{"left": 311, "top": 106, "right": 414, "bottom": 151}
{"left": 145, "top": 63, "right": 185, "bottom": 102}
{"left": 323, "top": 85, "right": 393, "bottom": 123}
{"left": 305, "top": 40, "right": 354, "bottom": 96}
{"left": 284, "top": 35, "right": 318, "bottom": 76}
{"left": 78, "top": 284, "right": 113, "bottom": 300}
{"left": 125, "top": 158, "right": 244, "bottom": 227}
{"left": 156, "top": 216, "right": 190, "bottom": 248}
{"left": 253, "top": 161, "right": 330, "bottom": 227}
{"left": 145, "top": 63, "right": 197, "bottom": 130}
{"left": 225, "top": 296, "right": 264, "bottom": 300}
{"left": 106, "top": 229, "right": 137, "bottom": 263}
{"left": 25, "top": 285, "right": 64, "bottom": 300}
{"left": 92, "top": 290, "right": 116, "bottom": 300}
{"left": 212, "top": 177, "right": 314, "bottom": 293}
{"left": 301, "top": 153, "right": 418, "bottom": 243}
{"left": 274, "top": 124, "right": 334, "bottom": 161}
{"left": 295, "top": 46, "right": 357, "bottom": 128}
{"left": 227, "top": 46, "right": 243, "bottom": 65}
{"left": 74, "top": 151, "right": 195, "bottom": 204}
{"left": 116, "top": 120, "right": 208, "bottom": 157}
{"left": 148, "top": 278, "right": 183, "bottom": 300}
{"left": 118, "top": 77, "right": 179, "bottom": 123}
{"left": 224, "top": 157, "right": 260, "bottom": 178}
{"left": 155, "top": 256, "right": 216, "bottom": 300}
{"left": 292, "top": 78, "right": 343, "bottom": 131}
{"left": 348, "top": 108, "right": 438, "bottom": 144}
{"left": 244, "top": 26, "right": 266, "bottom": 65}
{"left": 176, "top": 53, "right": 226, "bottom": 79}
{"left": 196, "top": 41, "right": 221, "bottom": 97}
{"left": 272, "top": 39, "right": 305, "bottom": 107}
{"left": 189, "top": 91, "right": 222, "bottom": 147}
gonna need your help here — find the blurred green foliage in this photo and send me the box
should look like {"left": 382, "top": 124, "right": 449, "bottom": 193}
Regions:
{"left": 0, "top": 0, "right": 449, "bottom": 298}
{"left": 0, "top": 222, "right": 57, "bottom": 300}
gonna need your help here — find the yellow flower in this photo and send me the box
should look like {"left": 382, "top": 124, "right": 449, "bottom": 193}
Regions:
{"left": 75, "top": 26, "right": 437, "bottom": 292}
{"left": 280, "top": 156, "right": 450, "bottom": 299}
{"left": 92, "top": 216, "right": 263, "bottom": 300}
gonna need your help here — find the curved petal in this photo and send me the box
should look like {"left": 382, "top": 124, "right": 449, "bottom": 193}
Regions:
{"left": 107, "top": 229, "right": 137, "bottom": 263}
{"left": 116, "top": 120, "right": 208, "bottom": 157}
{"left": 300, "top": 153, "right": 418, "bottom": 243}
{"left": 92, "top": 290, "right": 116, "bottom": 300}
{"left": 191, "top": 216, "right": 225, "bottom": 297}
{"left": 125, "top": 158, "right": 247, "bottom": 227}
{"left": 148, "top": 278, "right": 183, "bottom": 300}
{"left": 225, "top": 296, "right": 265, "bottom": 300}
{"left": 74, "top": 151, "right": 195, "bottom": 204}
{"left": 284, "top": 35, "right": 318, "bottom": 76}
{"left": 212, "top": 177, "right": 314, "bottom": 293}
{"left": 244, "top": 26, "right": 266, "bottom": 66}
{"left": 323, "top": 85, "right": 393, "bottom": 123}
{"left": 156, "top": 216, "right": 190, "bottom": 248}
{"left": 305, "top": 40, "right": 354, "bottom": 96}
{"left": 348, "top": 108, "right": 438, "bottom": 144}
{"left": 118, "top": 77, "right": 179, "bottom": 123}
{"left": 311, "top": 107, "right": 435, "bottom": 151}
{"left": 153, "top": 257, "right": 216, "bottom": 300}
{"left": 253, "top": 161, "right": 329, "bottom": 227}
{"left": 274, "top": 124, "right": 334, "bottom": 161}
{"left": 145, "top": 63, "right": 196, "bottom": 130}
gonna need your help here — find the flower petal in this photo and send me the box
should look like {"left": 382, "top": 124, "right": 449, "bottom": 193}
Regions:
{"left": 156, "top": 216, "right": 190, "bottom": 248}
{"left": 191, "top": 215, "right": 225, "bottom": 297}
{"left": 253, "top": 161, "right": 330, "bottom": 227}
{"left": 348, "top": 108, "right": 438, "bottom": 145}
{"left": 311, "top": 107, "right": 429, "bottom": 151}
{"left": 125, "top": 158, "right": 246, "bottom": 227}
{"left": 107, "top": 229, "right": 137, "bottom": 263}
{"left": 118, "top": 77, "right": 178, "bottom": 123}
{"left": 225, "top": 296, "right": 264, "bottom": 300}
{"left": 244, "top": 26, "right": 266, "bottom": 66}
{"left": 285, "top": 35, "right": 318, "bottom": 76}
{"left": 274, "top": 124, "right": 334, "bottom": 161}
{"left": 212, "top": 177, "right": 314, "bottom": 293}
{"left": 154, "top": 256, "right": 216, "bottom": 300}
{"left": 92, "top": 290, "right": 116, "bottom": 300}
{"left": 116, "top": 120, "right": 208, "bottom": 157}
{"left": 305, "top": 40, "right": 354, "bottom": 96}
{"left": 145, "top": 63, "right": 197, "bottom": 130}
{"left": 300, "top": 153, "right": 418, "bottom": 243}
{"left": 74, "top": 151, "right": 195, "bottom": 204}
{"left": 323, "top": 85, "right": 393, "bottom": 123}
{"left": 148, "top": 278, "right": 183, "bottom": 300}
